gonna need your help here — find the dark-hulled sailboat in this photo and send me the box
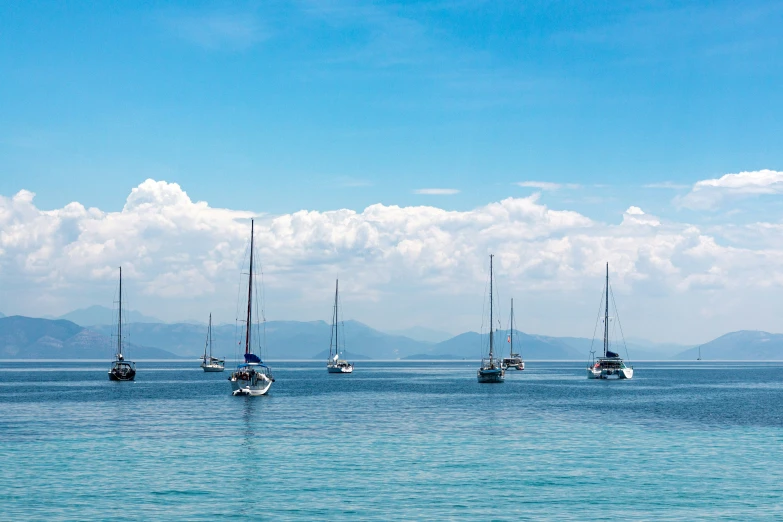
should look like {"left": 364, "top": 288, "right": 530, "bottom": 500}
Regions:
{"left": 478, "top": 254, "right": 504, "bottom": 383}
{"left": 229, "top": 219, "right": 274, "bottom": 396}
{"left": 108, "top": 266, "right": 136, "bottom": 381}
{"left": 587, "top": 263, "right": 633, "bottom": 380}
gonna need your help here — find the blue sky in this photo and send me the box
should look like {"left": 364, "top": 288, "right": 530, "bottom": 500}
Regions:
{"left": 2, "top": 1, "right": 781, "bottom": 216}
{"left": 1, "top": 1, "right": 783, "bottom": 344}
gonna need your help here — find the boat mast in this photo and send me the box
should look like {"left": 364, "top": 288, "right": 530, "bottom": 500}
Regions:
{"left": 117, "top": 266, "right": 123, "bottom": 359}
{"left": 603, "top": 262, "right": 609, "bottom": 357}
{"left": 208, "top": 313, "right": 212, "bottom": 359}
{"left": 510, "top": 298, "right": 514, "bottom": 357}
{"left": 489, "top": 254, "right": 494, "bottom": 362}
{"left": 334, "top": 279, "right": 340, "bottom": 357}
{"left": 245, "top": 219, "right": 254, "bottom": 356}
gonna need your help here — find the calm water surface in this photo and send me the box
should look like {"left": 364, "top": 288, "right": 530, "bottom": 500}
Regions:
{"left": 1, "top": 361, "right": 782, "bottom": 520}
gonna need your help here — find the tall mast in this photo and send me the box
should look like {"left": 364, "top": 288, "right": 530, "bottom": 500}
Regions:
{"left": 603, "top": 262, "right": 609, "bottom": 357}
{"left": 117, "top": 266, "right": 123, "bottom": 358}
{"left": 489, "top": 254, "right": 494, "bottom": 361}
{"left": 510, "top": 298, "right": 514, "bottom": 357}
{"left": 245, "top": 220, "right": 254, "bottom": 355}
{"left": 334, "top": 279, "right": 339, "bottom": 356}
{"left": 208, "top": 313, "right": 212, "bottom": 359}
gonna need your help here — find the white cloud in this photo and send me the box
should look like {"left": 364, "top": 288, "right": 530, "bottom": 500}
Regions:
{"left": 643, "top": 182, "right": 689, "bottom": 189}
{"left": 412, "top": 188, "right": 460, "bottom": 195}
{"left": 678, "top": 169, "right": 783, "bottom": 209}
{"left": 516, "top": 181, "right": 581, "bottom": 190}
{"left": 3, "top": 179, "right": 783, "bottom": 342}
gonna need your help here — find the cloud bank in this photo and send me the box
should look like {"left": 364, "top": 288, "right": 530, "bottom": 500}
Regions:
{"left": 678, "top": 169, "right": 783, "bottom": 209}
{"left": 2, "top": 178, "right": 783, "bottom": 341}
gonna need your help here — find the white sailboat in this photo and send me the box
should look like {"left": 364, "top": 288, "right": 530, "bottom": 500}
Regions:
{"left": 327, "top": 279, "right": 353, "bottom": 374}
{"left": 201, "top": 313, "right": 225, "bottom": 372}
{"left": 108, "top": 266, "right": 136, "bottom": 381}
{"left": 501, "top": 298, "right": 524, "bottom": 371}
{"left": 478, "top": 254, "right": 504, "bottom": 383}
{"left": 229, "top": 219, "right": 274, "bottom": 396}
{"left": 587, "top": 263, "right": 633, "bottom": 380}
{"left": 697, "top": 345, "right": 702, "bottom": 361}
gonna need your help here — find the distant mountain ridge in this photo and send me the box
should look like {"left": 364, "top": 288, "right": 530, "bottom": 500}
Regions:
{"left": 674, "top": 330, "right": 783, "bottom": 361}
{"left": 58, "top": 305, "right": 164, "bottom": 327}
{"left": 0, "top": 316, "right": 180, "bottom": 359}
{"left": 2, "top": 314, "right": 782, "bottom": 361}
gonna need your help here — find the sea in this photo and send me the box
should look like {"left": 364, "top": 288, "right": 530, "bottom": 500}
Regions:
{"left": 1, "top": 360, "right": 782, "bottom": 521}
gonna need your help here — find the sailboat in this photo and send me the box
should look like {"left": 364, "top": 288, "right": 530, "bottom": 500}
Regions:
{"left": 587, "top": 263, "right": 633, "bottom": 380}
{"left": 229, "top": 219, "right": 275, "bottom": 396}
{"left": 108, "top": 266, "right": 136, "bottom": 381}
{"left": 478, "top": 254, "right": 504, "bottom": 383}
{"left": 327, "top": 279, "right": 353, "bottom": 374}
{"left": 200, "top": 313, "right": 225, "bottom": 372}
{"left": 697, "top": 345, "right": 702, "bottom": 361}
{"left": 501, "top": 298, "right": 524, "bottom": 371}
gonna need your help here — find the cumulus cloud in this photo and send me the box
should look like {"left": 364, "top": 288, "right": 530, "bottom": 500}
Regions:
{"left": 516, "top": 181, "right": 580, "bottom": 191}
{"left": 2, "top": 179, "right": 783, "bottom": 341}
{"left": 678, "top": 169, "right": 783, "bottom": 209}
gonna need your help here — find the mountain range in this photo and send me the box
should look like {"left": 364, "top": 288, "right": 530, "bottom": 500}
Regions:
{"left": 1, "top": 313, "right": 782, "bottom": 360}
{"left": 57, "top": 305, "right": 164, "bottom": 326}
{"left": 0, "top": 316, "right": 179, "bottom": 359}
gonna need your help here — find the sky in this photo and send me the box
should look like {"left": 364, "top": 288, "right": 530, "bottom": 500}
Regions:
{"left": 1, "top": 1, "right": 782, "bottom": 344}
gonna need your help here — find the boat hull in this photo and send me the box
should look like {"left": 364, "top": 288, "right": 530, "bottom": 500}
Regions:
{"left": 327, "top": 365, "right": 353, "bottom": 373}
{"left": 477, "top": 368, "right": 505, "bottom": 383}
{"left": 202, "top": 364, "right": 225, "bottom": 372}
{"left": 230, "top": 377, "right": 272, "bottom": 396}
{"left": 503, "top": 362, "right": 524, "bottom": 371}
{"left": 587, "top": 367, "right": 633, "bottom": 380}
{"left": 108, "top": 369, "right": 136, "bottom": 381}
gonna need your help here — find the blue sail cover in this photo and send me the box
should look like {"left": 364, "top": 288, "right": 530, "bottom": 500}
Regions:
{"left": 606, "top": 350, "right": 620, "bottom": 358}
{"left": 244, "top": 353, "right": 262, "bottom": 364}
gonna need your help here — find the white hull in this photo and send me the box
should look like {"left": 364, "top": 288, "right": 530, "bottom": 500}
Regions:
{"left": 587, "top": 367, "right": 633, "bottom": 380}
{"left": 503, "top": 362, "right": 524, "bottom": 371}
{"left": 327, "top": 365, "right": 353, "bottom": 373}
{"left": 230, "top": 376, "right": 272, "bottom": 396}
{"left": 202, "top": 364, "right": 224, "bottom": 372}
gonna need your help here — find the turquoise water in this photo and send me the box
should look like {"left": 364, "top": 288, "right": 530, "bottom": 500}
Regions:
{"left": 1, "top": 361, "right": 782, "bottom": 520}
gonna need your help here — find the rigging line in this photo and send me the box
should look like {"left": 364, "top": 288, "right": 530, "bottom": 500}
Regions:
{"left": 234, "top": 238, "right": 251, "bottom": 363}
{"left": 588, "top": 279, "right": 605, "bottom": 362}
{"left": 480, "top": 259, "right": 490, "bottom": 357}
{"left": 260, "top": 267, "right": 267, "bottom": 361}
{"left": 609, "top": 283, "right": 631, "bottom": 362}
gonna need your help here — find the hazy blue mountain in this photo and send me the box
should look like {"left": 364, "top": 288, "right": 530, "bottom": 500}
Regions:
{"left": 89, "top": 319, "right": 429, "bottom": 359}
{"left": 674, "top": 331, "right": 783, "bottom": 360}
{"left": 558, "top": 336, "right": 681, "bottom": 361}
{"left": 386, "top": 326, "right": 452, "bottom": 343}
{"left": 58, "top": 305, "right": 164, "bottom": 327}
{"left": 0, "top": 312, "right": 5, "bottom": 318}
{"left": 311, "top": 349, "right": 372, "bottom": 361}
{"left": 0, "top": 316, "right": 179, "bottom": 359}
{"left": 403, "top": 330, "right": 585, "bottom": 360}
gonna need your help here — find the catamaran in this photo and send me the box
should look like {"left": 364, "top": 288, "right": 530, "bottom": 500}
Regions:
{"left": 108, "top": 266, "right": 136, "bottom": 381}
{"left": 201, "top": 313, "right": 224, "bottom": 372}
{"left": 229, "top": 219, "right": 274, "bottom": 396}
{"left": 502, "top": 298, "right": 524, "bottom": 371}
{"left": 327, "top": 279, "right": 353, "bottom": 374}
{"left": 587, "top": 263, "right": 633, "bottom": 380}
{"left": 478, "top": 254, "right": 504, "bottom": 383}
